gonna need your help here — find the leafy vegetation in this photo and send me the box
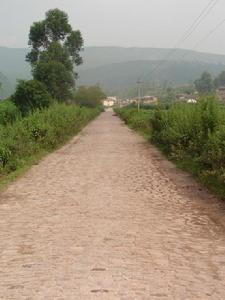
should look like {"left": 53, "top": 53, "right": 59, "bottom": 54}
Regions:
{"left": 0, "top": 100, "right": 20, "bottom": 125}
{"left": 26, "top": 8, "right": 83, "bottom": 101}
{"left": 0, "top": 10, "right": 103, "bottom": 189}
{"left": 115, "top": 96, "right": 225, "bottom": 198}
{"left": 194, "top": 71, "right": 214, "bottom": 94}
{"left": 0, "top": 103, "right": 100, "bottom": 180}
{"left": 12, "top": 80, "right": 52, "bottom": 115}
{"left": 73, "top": 86, "right": 106, "bottom": 107}
{"left": 214, "top": 71, "right": 225, "bottom": 88}
{"left": 115, "top": 107, "right": 153, "bottom": 137}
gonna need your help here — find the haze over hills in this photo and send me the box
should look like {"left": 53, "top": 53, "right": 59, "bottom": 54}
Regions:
{"left": 77, "top": 60, "right": 225, "bottom": 92}
{"left": 1, "top": 46, "right": 225, "bottom": 97}
{"left": 0, "top": 47, "right": 31, "bottom": 98}
{"left": 79, "top": 47, "right": 225, "bottom": 70}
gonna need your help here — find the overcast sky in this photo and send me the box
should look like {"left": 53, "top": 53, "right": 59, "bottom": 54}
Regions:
{"left": 1, "top": 0, "right": 225, "bottom": 54}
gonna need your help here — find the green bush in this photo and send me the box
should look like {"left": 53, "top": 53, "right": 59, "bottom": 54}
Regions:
{"left": 73, "top": 86, "right": 105, "bottom": 108}
{"left": 0, "top": 100, "right": 20, "bottom": 125}
{"left": 0, "top": 144, "right": 11, "bottom": 169}
{"left": 151, "top": 95, "right": 222, "bottom": 155}
{"left": 33, "top": 61, "right": 74, "bottom": 101}
{"left": 0, "top": 103, "right": 100, "bottom": 176}
{"left": 116, "top": 97, "right": 225, "bottom": 198}
{"left": 12, "top": 80, "right": 52, "bottom": 115}
{"left": 115, "top": 107, "right": 153, "bottom": 136}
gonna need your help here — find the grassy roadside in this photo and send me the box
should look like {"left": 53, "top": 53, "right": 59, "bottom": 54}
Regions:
{"left": 0, "top": 151, "right": 47, "bottom": 191}
{"left": 0, "top": 104, "right": 100, "bottom": 191}
{"left": 115, "top": 102, "right": 225, "bottom": 200}
{"left": 115, "top": 107, "right": 153, "bottom": 139}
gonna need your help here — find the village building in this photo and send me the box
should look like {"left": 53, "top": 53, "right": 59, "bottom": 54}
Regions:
{"left": 217, "top": 86, "right": 225, "bottom": 102}
{"left": 103, "top": 97, "right": 118, "bottom": 107}
{"left": 142, "top": 95, "right": 158, "bottom": 105}
{"left": 176, "top": 93, "right": 198, "bottom": 102}
{"left": 187, "top": 99, "right": 197, "bottom": 104}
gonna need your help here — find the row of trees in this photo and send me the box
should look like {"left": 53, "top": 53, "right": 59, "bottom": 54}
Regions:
{"left": 194, "top": 71, "right": 225, "bottom": 94}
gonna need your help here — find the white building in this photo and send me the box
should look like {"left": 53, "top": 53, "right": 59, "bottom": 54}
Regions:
{"left": 103, "top": 97, "right": 117, "bottom": 107}
{"left": 187, "top": 99, "right": 197, "bottom": 104}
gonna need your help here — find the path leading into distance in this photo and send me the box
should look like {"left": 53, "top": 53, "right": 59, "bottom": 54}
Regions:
{"left": 0, "top": 111, "right": 225, "bottom": 299}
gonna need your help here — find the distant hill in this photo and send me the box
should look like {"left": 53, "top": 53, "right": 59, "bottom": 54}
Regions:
{"left": 0, "top": 47, "right": 30, "bottom": 76}
{"left": 0, "top": 72, "right": 12, "bottom": 99}
{"left": 78, "top": 60, "right": 225, "bottom": 92}
{"left": 0, "top": 47, "right": 31, "bottom": 97}
{"left": 1, "top": 46, "right": 225, "bottom": 96}
{"left": 77, "top": 47, "right": 225, "bottom": 94}
{"left": 79, "top": 46, "right": 225, "bottom": 70}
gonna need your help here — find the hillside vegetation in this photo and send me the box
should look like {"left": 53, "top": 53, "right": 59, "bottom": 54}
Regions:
{"left": 115, "top": 97, "right": 225, "bottom": 199}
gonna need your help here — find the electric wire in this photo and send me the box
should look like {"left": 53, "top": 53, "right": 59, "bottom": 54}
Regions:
{"left": 142, "top": 0, "right": 219, "bottom": 81}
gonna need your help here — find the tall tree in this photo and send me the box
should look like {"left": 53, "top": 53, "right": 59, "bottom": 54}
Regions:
{"left": 194, "top": 72, "right": 214, "bottom": 95}
{"left": 214, "top": 71, "right": 225, "bottom": 88}
{"left": 26, "top": 9, "right": 83, "bottom": 101}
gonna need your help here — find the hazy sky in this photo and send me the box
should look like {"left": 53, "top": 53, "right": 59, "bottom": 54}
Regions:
{"left": 1, "top": 0, "right": 225, "bottom": 54}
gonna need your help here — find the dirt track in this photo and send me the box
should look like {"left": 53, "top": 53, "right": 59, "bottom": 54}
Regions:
{"left": 0, "top": 111, "right": 225, "bottom": 299}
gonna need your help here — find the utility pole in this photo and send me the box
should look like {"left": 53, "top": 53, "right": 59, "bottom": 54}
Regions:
{"left": 137, "top": 78, "right": 142, "bottom": 111}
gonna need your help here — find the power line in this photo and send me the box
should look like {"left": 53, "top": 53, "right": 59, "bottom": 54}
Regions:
{"left": 189, "top": 19, "right": 225, "bottom": 53}
{"left": 142, "top": 0, "right": 219, "bottom": 81}
{"left": 173, "top": 0, "right": 217, "bottom": 48}
{"left": 174, "top": 18, "right": 225, "bottom": 62}
{"left": 179, "top": 0, "right": 219, "bottom": 45}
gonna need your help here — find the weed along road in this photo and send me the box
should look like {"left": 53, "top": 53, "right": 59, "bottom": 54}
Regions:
{"left": 1, "top": 111, "right": 225, "bottom": 299}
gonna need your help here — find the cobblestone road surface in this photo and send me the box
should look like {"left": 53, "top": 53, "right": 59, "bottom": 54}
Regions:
{"left": 0, "top": 111, "right": 225, "bottom": 299}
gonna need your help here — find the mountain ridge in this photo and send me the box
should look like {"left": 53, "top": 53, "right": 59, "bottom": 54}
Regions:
{"left": 77, "top": 59, "right": 225, "bottom": 93}
{"left": 1, "top": 46, "right": 225, "bottom": 97}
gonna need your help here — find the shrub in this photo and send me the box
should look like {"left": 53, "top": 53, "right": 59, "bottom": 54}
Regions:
{"left": 116, "top": 96, "right": 225, "bottom": 198}
{"left": 33, "top": 61, "right": 74, "bottom": 101}
{"left": 73, "top": 86, "right": 105, "bottom": 108}
{"left": 12, "top": 80, "right": 52, "bottom": 115}
{"left": 0, "top": 144, "right": 11, "bottom": 169}
{"left": 0, "top": 103, "right": 100, "bottom": 176}
{"left": 0, "top": 100, "right": 20, "bottom": 125}
{"left": 115, "top": 107, "right": 153, "bottom": 136}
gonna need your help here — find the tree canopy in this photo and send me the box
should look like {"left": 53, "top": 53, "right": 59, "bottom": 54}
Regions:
{"left": 12, "top": 80, "right": 52, "bottom": 115}
{"left": 194, "top": 72, "right": 214, "bottom": 95}
{"left": 214, "top": 71, "right": 225, "bottom": 88}
{"left": 73, "top": 86, "right": 106, "bottom": 108}
{"left": 26, "top": 9, "right": 83, "bottom": 101}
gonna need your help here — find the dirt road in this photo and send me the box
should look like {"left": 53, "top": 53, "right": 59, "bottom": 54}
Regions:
{"left": 0, "top": 111, "right": 225, "bottom": 299}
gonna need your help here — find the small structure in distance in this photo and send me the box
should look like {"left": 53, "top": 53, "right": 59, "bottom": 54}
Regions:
{"left": 103, "top": 97, "right": 117, "bottom": 107}
{"left": 141, "top": 96, "right": 158, "bottom": 105}
{"left": 187, "top": 99, "right": 197, "bottom": 104}
{"left": 217, "top": 86, "right": 225, "bottom": 102}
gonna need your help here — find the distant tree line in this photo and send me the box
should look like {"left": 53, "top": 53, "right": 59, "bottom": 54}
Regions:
{"left": 194, "top": 71, "right": 225, "bottom": 95}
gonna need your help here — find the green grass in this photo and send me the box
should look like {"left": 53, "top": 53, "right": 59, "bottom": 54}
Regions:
{"left": 0, "top": 150, "right": 47, "bottom": 191}
{"left": 114, "top": 107, "right": 153, "bottom": 139}
{"left": 0, "top": 99, "right": 20, "bottom": 125}
{"left": 0, "top": 103, "right": 100, "bottom": 190}
{"left": 115, "top": 98, "right": 225, "bottom": 199}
